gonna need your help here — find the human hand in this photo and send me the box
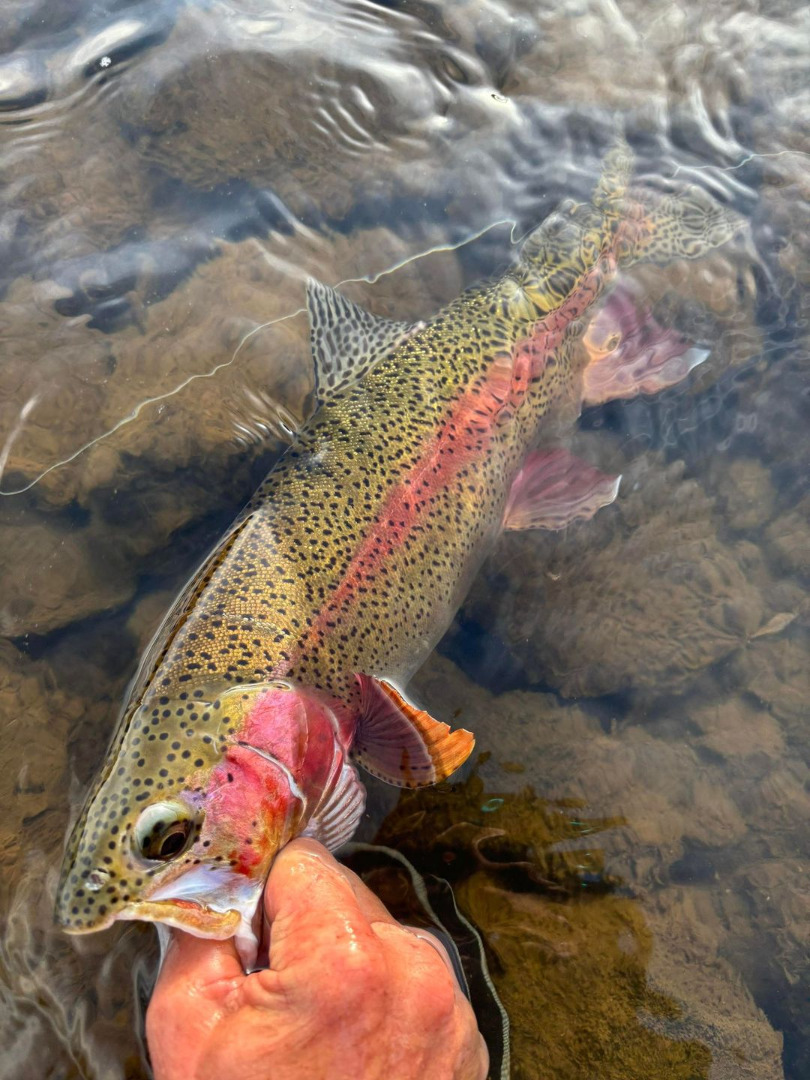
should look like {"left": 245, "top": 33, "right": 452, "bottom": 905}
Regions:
{"left": 146, "top": 838, "right": 489, "bottom": 1080}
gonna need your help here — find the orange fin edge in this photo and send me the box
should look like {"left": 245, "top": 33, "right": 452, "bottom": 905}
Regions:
{"left": 355, "top": 675, "right": 475, "bottom": 788}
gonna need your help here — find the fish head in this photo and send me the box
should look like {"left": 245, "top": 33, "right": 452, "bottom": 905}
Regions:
{"left": 55, "top": 680, "right": 347, "bottom": 965}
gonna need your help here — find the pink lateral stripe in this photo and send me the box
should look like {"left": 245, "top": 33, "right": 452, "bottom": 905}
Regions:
{"left": 285, "top": 254, "right": 616, "bottom": 668}
{"left": 286, "top": 376, "right": 502, "bottom": 663}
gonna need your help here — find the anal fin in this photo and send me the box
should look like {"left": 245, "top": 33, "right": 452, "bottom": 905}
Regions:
{"left": 582, "top": 283, "right": 708, "bottom": 406}
{"left": 354, "top": 675, "right": 474, "bottom": 788}
{"left": 503, "top": 448, "right": 621, "bottom": 532}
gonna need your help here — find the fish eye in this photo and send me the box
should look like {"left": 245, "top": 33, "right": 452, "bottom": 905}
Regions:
{"left": 133, "top": 801, "right": 196, "bottom": 862}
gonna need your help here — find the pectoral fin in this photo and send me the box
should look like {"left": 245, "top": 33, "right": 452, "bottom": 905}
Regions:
{"left": 301, "top": 761, "right": 366, "bottom": 852}
{"left": 306, "top": 279, "right": 421, "bottom": 407}
{"left": 354, "top": 675, "right": 474, "bottom": 788}
{"left": 503, "top": 448, "right": 621, "bottom": 531}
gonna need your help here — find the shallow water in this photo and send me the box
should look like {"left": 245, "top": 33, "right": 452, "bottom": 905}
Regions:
{"left": 1, "top": 0, "right": 809, "bottom": 1076}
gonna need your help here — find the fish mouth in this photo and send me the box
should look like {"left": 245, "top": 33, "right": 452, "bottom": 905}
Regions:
{"left": 60, "top": 897, "right": 242, "bottom": 939}
{"left": 116, "top": 897, "right": 242, "bottom": 938}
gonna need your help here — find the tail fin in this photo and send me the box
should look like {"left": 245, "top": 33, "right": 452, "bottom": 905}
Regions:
{"left": 517, "top": 140, "right": 742, "bottom": 315}
{"left": 615, "top": 183, "right": 744, "bottom": 267}
{"left": 592, "top": 137, "right": 742, "bottom": 266}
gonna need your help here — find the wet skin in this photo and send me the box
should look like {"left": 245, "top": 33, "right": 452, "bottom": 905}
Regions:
{"left": 147, "top": 839, "right": 488, "bottom": 1080}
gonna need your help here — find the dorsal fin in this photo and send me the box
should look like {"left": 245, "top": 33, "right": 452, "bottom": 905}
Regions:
{"left": 354, "top": 675, "right": 475, "bottom": 788}
{"left": 306, "top": 279, "right": 420, "bottom": 406}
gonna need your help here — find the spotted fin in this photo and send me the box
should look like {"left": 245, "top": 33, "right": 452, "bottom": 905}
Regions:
{"left": 301, "top": 762, "right": 366, "bottom": 852}
{"left": 582, "top": 284, "right": 709, "bottom": 405}
{"left": 306, "top": 279, "right": 421, "bottom": 407}
{"left": 354, "top": 676, "right": 475, "bottom": 788}
{"left": 503, "top": 448, "right": 621, "bottom": 532}
{"left": 616, "top": 184, "right": 743, "bottom": 267}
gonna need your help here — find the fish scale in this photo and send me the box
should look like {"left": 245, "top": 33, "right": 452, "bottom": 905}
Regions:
{"left": 56, "top": 141, "right": 743, "bottom": 964}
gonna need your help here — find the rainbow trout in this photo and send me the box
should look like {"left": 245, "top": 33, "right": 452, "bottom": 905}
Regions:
{"left": 56, "top": 143, "right": 740, "bottom": 963}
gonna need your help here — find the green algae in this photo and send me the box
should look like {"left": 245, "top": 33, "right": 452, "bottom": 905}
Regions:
{"left": 461, "top": 879, "right": 711, "bottom": 1080}
{"left": 376, "top": 771, "right": 712, "bottom": 1080}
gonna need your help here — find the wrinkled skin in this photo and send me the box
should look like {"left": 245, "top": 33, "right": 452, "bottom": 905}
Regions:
{"left": 147, "top": 839, "right": 488, "bottom": 1080}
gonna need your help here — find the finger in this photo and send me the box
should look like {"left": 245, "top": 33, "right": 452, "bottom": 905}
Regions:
{"left": 368, "top": 921, "right": 488, "bottom": 1079}
{"left": 402, "top": 926, "right": 462, "bottom": 983}
{"left": 151, "top": 928, "right": 244, "bottom": 1012}
{"left": 146, "top": 930, "right": 245, "bottom": 1079}
{"left": 265, "top": 838, "right": 399, "bottom": 930}
{"left": 263, "top": 839, "right": 399, "bottom": 995}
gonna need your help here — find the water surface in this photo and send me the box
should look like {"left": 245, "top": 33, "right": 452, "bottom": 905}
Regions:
{"left": 1, "top": 0, "right": 808, "bottom": 1077}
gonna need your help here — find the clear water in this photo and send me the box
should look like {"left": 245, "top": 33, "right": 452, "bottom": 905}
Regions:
{"left": 1, "top": 0, "right": 808, "bottom": 1077}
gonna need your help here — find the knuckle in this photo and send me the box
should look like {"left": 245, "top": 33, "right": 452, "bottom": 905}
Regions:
{"left": 313, "top": 935, "right": 387, "bottom": 1020}
{"left": 416, "top": 970, "right": 457, "bottom": 1031}
{"left": 454, "top": 1031, "right": 490, "bottom": 1080}
{"left": 402, "top": 940, "right": 458, "bottom": 1030}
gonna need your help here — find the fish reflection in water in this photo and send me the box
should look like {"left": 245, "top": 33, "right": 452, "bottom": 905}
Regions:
{"left": 55, "top": 139, "right": 742, "bottom": 971}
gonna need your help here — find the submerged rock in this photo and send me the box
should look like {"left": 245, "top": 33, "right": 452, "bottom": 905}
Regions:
{"left": 763, "top": 496, "right": 810, "bottom": 582}
{"left": 0, "top": 517, "right": 136, "bottom": 638}
{"left": 0, "top": 630, "right": 155, "bottom": 1080}
{"left": 0, "top": 642, "right": 72, "bottom": 880}
{"left": 721, "top": 858, "right": 810, "bottom": 1079}
{"left": 732, "top": 631, "right": 810, "bottom": 759}
{"left": 642, "top": 889, "right": 785, "bottom": 1080}
{"left": 704, "top": 457, "right": 777, "bottom": 534}
{"left": 0, "top": 225, "right": 463, "bottom": 509}
{"left": 0, "top": 85, "right": 152, "bottom": 282}
{"left": 114, "top": 5, "right": 509, "bottom": 223}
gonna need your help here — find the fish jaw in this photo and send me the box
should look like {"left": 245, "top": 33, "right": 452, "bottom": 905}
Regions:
{"left": 115, "top": 898, "right": 242, "bottom": 938}
{"left": 61, "top": 897, "right": 242, "bottom": 939}
{"left": 122, "top": 867, "right": 266, "bottom": 968}
{"left": 61, "top": 867, "right": 264, "bottom": 967}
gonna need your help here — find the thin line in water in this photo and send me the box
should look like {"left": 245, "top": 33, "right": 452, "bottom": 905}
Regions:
{"left": 0, "top": 219, "right": 518, "bottom": 497}
{"left": 672, "top": 149, "right": 810, "bottom": 177}
{"left": 0, "top": 395, "right": 39, "bottom": 488}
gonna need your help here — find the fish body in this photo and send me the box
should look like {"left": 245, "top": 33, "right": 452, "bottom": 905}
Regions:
{"left": 56, "top": 143, "right": 741, "bottom": 962}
